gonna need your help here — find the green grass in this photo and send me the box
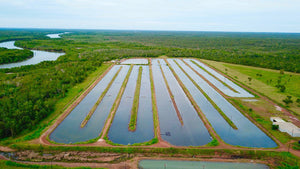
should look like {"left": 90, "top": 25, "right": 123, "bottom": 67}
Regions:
{"left": 202, "top": 59, "right": 300, "bottom": 115}
{"left": 81, "top": 66, "right": 122, "bottom": 128}
{"left": 104, "top": 65, "right": 133, "bottom": 142}
{"left": 226, "top": 64, "right": 300, "bottom": 98}
{"left": 190, "top": 59, "right": 238, "bottom": 93}
{"left": 0, "top": 160, "right": 106, "bottom": 169}
{"left": 158, "top": 60, "right": 183, "bottom": 125}
{"left": 292, "top": 142, "right": 300, "bottom": 150}
{"left": 165, "top": 59, "right": 220, "bottom": 141}
{"left": 175, "top": 60, "right": 238, "bottom": 130}
{"left": 229, "top": 98, "right": 291, "bottom": 144}
{"left": 208, "top": 139, "right": 219, "bottom": 146}
{"left": 129, "top": 66, "right": 142, "bottom": 131}
{"left": 149, "top": 59, "right": 159, "bottom": 138}
{"left": 5, "top": 144, "right": 300, "bottom": 168}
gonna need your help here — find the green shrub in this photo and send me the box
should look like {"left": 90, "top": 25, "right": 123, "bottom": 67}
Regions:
{"left": 272, "top": 124, "right": 279, "bottom": 130}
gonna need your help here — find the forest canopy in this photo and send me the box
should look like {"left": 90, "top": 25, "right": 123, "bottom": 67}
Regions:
{"left": 0, "top": 48, "right": 33, "bottom": 64}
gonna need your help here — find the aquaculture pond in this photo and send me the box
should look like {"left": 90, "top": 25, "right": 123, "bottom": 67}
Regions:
{"left": 49, "top": 58, "right": 276, "bottom": 147}
{"left": 0, "top": 41, "right": 64, "bottom": 69}
{"left": 170, "top": 59, "right": 276, "bottom": 147}
{"left": 108, "top": 66, "right": 154, "bottom": 145}
{"left": 152, "top": 59, "right": 211, "bottom": 146}
{"left": 139, "top": 160, "right": 269, "bottom": 169}
{"left": 121, "top": 58, "right": 149, "bottom": 65}
{"left": 50, "top": 65, "right": 130, "bottom": 143}
{"left": 185, "top": 59, "right": 253, "bottom": 97}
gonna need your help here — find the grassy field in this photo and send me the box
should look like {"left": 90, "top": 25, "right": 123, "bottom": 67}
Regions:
{"left": 3, "top": 144, "right": 300, "bottom": 169}
{"left": 201, "top": 59, "right": 300, "bottom": 116}
{"left": 0, "top": 160, "right": 105, "bottom": 169}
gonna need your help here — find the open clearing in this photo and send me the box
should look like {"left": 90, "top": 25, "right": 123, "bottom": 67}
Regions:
{"left": 47, "top": 58, "right": 281, "bottom": 148}
{"left": 201, "top": 59, "right": 300, "bottom": 116}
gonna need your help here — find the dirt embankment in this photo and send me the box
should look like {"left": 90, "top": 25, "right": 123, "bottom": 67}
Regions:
{"left": 200, "top": 60, "right": 300, "bottom": 127}
{"left": 0, "top": 151, "right": 285, "bottom": 169}
{"left": 39, "top": 64, "right": 115, "bottom": 145}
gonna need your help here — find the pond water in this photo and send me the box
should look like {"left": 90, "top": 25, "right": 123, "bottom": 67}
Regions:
{"left": 50, "top": 65, "right": 130, "bottom": 143}
{"left": 152, "top": 59, "right": 211, "bottom": 146}
{"left": 121, "top": 59, "right": 149, "bottom": 65}
{"left": 185, "top": 59, "right": 253, "bottom": 97}
{"left": 108, "top": 66, "right": 154, "bottom": 145}
{"left": 172, "top": 59, "right": 276, "bottom": 148}
{"left": 0, "top": 41, "right": 64, "bottom": 69}
{"left": 139, "top": 160, "right": 269, "bottom": 169}
{"left": 49, "top": 58, "right": 276, "bottom": 146}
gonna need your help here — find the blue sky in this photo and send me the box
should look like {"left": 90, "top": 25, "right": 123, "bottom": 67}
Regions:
{"left": 0, "top": 0, "right": 299, "bottom": 32}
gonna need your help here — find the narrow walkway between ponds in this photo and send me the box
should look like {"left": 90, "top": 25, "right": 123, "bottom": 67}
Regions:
{"left": 50, "top": 65, "right": 130, "bottom": 143}
{"left": 171, "top": 59, "right": 277, "bottom": 148}
{"left": 152, "top": 59, "right": 211, "bottom": 146}
{"left": 184, "top": 59, "right": 254, "bottom": 97}
{"left": 108, "top": 66, "right": 154, "bottom": 145}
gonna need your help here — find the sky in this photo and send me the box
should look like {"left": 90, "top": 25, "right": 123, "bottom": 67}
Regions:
{"left": 0, "top": 0, "right": 299, "bottom": 32}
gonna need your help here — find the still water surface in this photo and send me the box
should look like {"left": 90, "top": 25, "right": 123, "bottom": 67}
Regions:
{"left": 46, "top": 32, "right": 69, "bottom": 38}
{"left": 50, "top": 65, "right": 130, "bottom": 143}
{"left": 139, "top": 160, "right": 269, "bottom": 169}
{"left": 171, "top": 59, "right": 276, "bottom": 148}
{"left": 108, "top": 66, "right": 154, "bottom": 144}
{"left": 0, "top": 41, "right": 64, "bottom": 69}
{"left": 152, "top": 59, "right": 211, "bottom": 146}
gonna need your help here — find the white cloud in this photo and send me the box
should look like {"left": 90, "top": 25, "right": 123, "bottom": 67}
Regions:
{"left": 0, "top": 0, "right": 299, "bottom": 32}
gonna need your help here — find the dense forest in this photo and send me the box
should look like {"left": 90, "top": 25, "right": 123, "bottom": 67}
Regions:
{"left": 0, "top": 29, "right": 300, "bottom": 139}
{"left": 0, "top": 48, "right": 33, "bottom": 64}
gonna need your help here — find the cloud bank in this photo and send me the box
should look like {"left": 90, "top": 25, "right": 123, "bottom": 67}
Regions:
{"left": 0, "top": 0, "right": 299, "bottom": 32}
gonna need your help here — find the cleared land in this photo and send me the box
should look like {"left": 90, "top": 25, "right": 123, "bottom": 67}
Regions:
{"left": 46, "top": 58, "right": 280, "bottom": 148}
{"left": 201, "top": 59, "right": 300, "bottom": 120}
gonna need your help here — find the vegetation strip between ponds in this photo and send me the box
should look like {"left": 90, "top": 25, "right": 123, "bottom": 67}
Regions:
{"left": 189, "top": 59, "right": 238, "bottom": 93}
{"left": 80, "top": 66, "right": 123, "bottom": 128}
{"left": 102, "top": 65, "right": 133, "bottom": 140}
{"left": 158, "top": 60, "right": 184, "bottom": 126}
{"left": 165, "top": 59, "right": 218, "bottom": 141}
{"left": 176, "top": 60, "right": 238, "bottom": 130}
{"left": 149, "top": 59, "right": 160, "bottom": 139}
{"left": 129, "top": 66, "right": 143, "bottom": 131}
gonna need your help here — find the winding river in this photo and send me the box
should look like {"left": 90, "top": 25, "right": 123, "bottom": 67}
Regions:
{"left": 46, "top": 32, "right": 69, "bottom": 38}
{"left": 0, "top": 41, "right": 65, "bottom": 69}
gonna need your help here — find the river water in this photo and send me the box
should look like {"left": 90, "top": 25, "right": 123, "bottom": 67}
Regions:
{"left": 46, "top": 32, "right": 69, "bottom": 38}
{"left": 0, "top": 41, "right": 64, "bottom": 69}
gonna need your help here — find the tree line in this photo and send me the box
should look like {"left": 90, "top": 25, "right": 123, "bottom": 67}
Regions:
{"left": 0, "top": 48, "right": 33, "bottom": 64}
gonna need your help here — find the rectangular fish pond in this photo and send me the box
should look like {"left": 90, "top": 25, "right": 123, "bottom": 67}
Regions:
{"left": 138, "top": 160, "right": 269, "bottom": 169}
{"left": 49, "top": 58, "right": 276, "bottom": 148}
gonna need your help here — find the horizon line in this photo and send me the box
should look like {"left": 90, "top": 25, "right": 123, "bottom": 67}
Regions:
{"left": 1, "top": 27, "right": 300, "bottom": 34}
